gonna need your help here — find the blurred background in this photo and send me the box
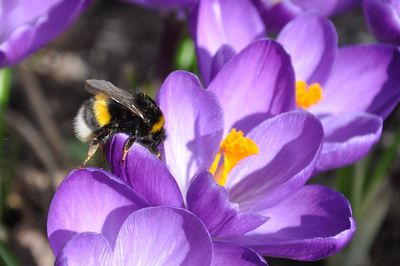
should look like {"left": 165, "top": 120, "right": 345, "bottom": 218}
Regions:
{"left": 0, "top": 0, "right": 399, "bottom": 265}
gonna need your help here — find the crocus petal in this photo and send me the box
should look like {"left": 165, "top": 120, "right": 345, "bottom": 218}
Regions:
{"left": 209, "top": 45, "right": 236, "bottom": 81}
{"left": 55, "top": 233, "right": 113, "bottom": 265}
{"left": 212, "top": 241, "right": 267, "bottom": 266}
{"left": 122, "top": 0, "right": 196, "bottom": 9}
{"left": 237, "top": 185, "right": 355, "bottom": 261}
{"left": 104, "top": 133, "right": 129, "bottom": 182}
{"left": 277, "top": 13, "right": 337, "bottom": 85}
{"left": 0, "top": 0, "right": 90, "bottom": 67}
{"left": 187, "top": 172, "right": 267, "bottom": 238}
{"left": 316, "top": 112, "right": 383, "bottom": 171}
{"left": 255, "top": 0, "right": 301, "bottom": 33}
{"left": 56, "top": 207, "right": 213, "bottom": 266}
{"left": 310, "top": 44, "right": 400, "bottom": 119}
{"left": 290, "top": 0, "right": 360, "bottom": 16}
{"left": 157, "top": 70, "right": 224, "bottom": 196}
{"left": 208, "top": 39, "right": 295, "bottom": 135}
{"left": 190, "top": 0, "right": 265, "bottom": 84}
{"left": 47, "top": 168, "right": 147, "bottom": 256}
{"left": 227, "top": 111, "right": 323, "bottom": 211}
{"left": 364, "top": 0, "right": 400, "bottom": 45}
{"left": 255, "top": 0, "right": 360, "bottom": 33}
{"left": 105, "top": 134, "right": 184, "bottom": 207}
{"left": 114, "top": 207, "right": 213, "bottom": 266}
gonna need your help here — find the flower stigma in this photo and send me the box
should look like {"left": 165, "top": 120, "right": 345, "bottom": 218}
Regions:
{"left": 210, "top": 129, "right": 259, "bottom": 186}
{"left": 296, "top": 80, "right": 323, "bottom": 109}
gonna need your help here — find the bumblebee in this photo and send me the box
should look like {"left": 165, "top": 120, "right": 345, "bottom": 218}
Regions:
{"left": 74, "top": 79, "right": 166, "bottom": 167}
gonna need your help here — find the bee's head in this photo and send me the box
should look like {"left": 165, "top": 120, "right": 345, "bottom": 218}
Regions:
{"left": 134, "top": 93, "right": 166, "bottom": 155}
{"left": 152, "top": 127, "right": 166, "bottom": 146}
{"left": 140, "top": 127, "right": 166, "bottom": 156}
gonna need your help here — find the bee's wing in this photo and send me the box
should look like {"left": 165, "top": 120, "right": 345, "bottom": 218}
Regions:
{"left": 85, "top": 79, "right": 145, "bottom": 119}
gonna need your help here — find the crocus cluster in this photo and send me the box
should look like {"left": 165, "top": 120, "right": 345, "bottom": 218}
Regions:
{"left": 0, "top": 0, "right": 91, "bottom": 68}
{"left": 44, "top": 0, "right": 400, "bottom": 264}
{"left": 48, "top": 40, "right": 356, "bottom": 264}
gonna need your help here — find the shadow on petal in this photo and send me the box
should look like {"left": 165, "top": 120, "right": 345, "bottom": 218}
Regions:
{"left": 102, "top": 205, "right": 141, "bottom": 249}
{"left": 185, "top": 115, "right": 223, "bottom": 184}
{"left": 231, "top": 112, "right": 272, "bottom": 135}
{"left": 48, "top": 229, "right": 77, "bottom": 257}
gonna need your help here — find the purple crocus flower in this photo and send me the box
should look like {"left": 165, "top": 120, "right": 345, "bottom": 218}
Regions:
{"left": 275, "top": 13, "right": 400, "bottom": 171}
{"left": 188, "top": 9, "right": 400, "bottom": 171}
{"left": 48, "top": 40, "right": 355, "bottom": 263}
{"left": 189, "top": 0, "right": 266, "bottom": 85}
{"left": 253, "top": 0, "right": 361, "bottom": 33}
{"left": 0, "top": 0, "right": 91, "bottom": 67}
{"left": 364, "top": 0, "right": 400, "bottom": 45}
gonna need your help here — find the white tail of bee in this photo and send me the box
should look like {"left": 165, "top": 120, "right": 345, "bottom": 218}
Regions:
{"left": 74, "top": 105, "right": 93, "bottom": 142}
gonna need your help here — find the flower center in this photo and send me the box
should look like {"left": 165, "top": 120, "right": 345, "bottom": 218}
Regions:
{"left": 210, "top": 129, "right": 259, "bottom": 186}
{"left": 296, "top": 80, "right": 323, "bottom": 109}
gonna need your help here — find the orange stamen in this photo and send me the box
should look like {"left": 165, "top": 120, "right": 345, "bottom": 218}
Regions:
{"left": 296, "top": 80, "right": 323, "bottom": 109}
{"left": 210, "top": 129, "right": 259, "bottom": 186}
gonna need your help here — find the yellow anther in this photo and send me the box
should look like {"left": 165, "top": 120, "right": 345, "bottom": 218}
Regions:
{"left": 210, "top": 129, "right": 259, "bottom": 186}
{"left": 296, "top": 80, "right": 323, "bottom": 109}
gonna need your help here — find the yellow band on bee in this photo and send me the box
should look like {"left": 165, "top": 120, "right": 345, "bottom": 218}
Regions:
{"left": 150, "top": 116, "right": 165, "bottom": 133}
{"left": 94, "top": 93, "right": 111, "bottom": 127}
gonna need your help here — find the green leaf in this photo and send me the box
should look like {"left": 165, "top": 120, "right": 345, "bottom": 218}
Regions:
{"left": 0, "top": 241, "right": 20, "bottom": 266}
{"left": 174, "top": 37, "right": 197, "bottom": 72}
{"left": 334, "top": 165, "right": 353, "bottom": 199}
{"left": 367, "top": 126, "right": 400, "bottom": 195}
{"left": 0, "top": 68, "right": 12, "bottom": 222}
{"left": 350, "top": 157, "right": 369, "bottom": 217}
{"left": 0, "top": 68, "right": 12, "bottom": 137}
{"left": 0, "top": 68, "right": 12, "bottom": 107}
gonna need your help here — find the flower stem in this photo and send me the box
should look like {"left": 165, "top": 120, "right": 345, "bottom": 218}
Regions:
{"left": 0, "top": 67, "right": 11, "bottom": 223}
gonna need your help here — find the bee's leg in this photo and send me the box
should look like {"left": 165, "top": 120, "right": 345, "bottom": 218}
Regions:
{"left": 80, "top": 125, "right": 115, "bottom": 168}
{"left": 121, "top": 136, "right": 136, "bottom": 164}
{"left": 95, "top": 125, "right": 115, "bottom": 143}
{"left": 80, "top": 140, "right": 100, "bottom": 168}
